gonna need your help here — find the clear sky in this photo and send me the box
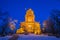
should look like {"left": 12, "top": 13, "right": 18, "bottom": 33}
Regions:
{"left": 0, "top": 0, "right": 60, "bottom": 25}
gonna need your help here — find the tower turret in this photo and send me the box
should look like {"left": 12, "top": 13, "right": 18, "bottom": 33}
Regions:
{"left": 25, "top": 9, "right": 35, "bottom": 22}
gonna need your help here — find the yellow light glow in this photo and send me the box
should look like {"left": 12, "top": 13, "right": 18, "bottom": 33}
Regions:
{"left": 16, "top": 9, "right": 41, "bottom": 35}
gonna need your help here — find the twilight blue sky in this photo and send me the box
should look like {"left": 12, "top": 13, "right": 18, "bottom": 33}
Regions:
{"left": 0, "top": 0, "right": 60, "bottom": 24}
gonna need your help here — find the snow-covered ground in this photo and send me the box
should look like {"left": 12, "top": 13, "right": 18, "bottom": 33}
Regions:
{"left": 0, "top": 34, "right": 60, "bottom": 40}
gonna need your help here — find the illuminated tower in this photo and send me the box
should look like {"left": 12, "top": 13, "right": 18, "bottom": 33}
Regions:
{"left": 16, "top": 9, "right": 41, "bottom": 35}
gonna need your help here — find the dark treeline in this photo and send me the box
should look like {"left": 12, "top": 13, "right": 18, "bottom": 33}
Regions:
{"left": 0, "top": 10, "right": 16, "bottom": 36}
{"left": 42, "top": 9, "right": 60, "bottom": 37}
{"left": 49, "top": 9, "right": 60, "bottom": 34}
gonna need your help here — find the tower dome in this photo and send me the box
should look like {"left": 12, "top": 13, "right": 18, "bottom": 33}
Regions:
{"left": 25, "top": 9, "right": 35, "bottom": 22}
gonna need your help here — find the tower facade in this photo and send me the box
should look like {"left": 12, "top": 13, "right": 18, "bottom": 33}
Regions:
{"left": 16, "top": 9, "right": 41, "bottom": 35}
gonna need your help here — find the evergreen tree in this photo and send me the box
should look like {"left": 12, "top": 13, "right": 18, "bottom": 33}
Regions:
{"left": 49, "top": 9, "right": 60, "bottom": 35}
{"left": 0, "top": 10, "right": 10, "bottom": 36}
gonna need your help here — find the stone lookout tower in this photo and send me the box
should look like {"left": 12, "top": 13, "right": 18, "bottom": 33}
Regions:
{"left": 16, "top": 9, "right": 41, "bottom": 35}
